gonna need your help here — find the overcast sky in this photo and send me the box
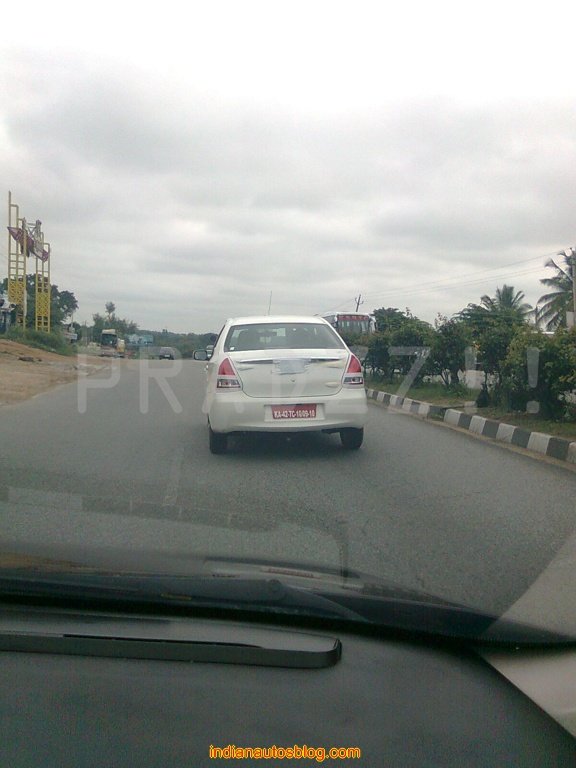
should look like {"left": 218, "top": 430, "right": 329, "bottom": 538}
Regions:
{"left": 1, "top": 1, "right": 575, "bottom": 333}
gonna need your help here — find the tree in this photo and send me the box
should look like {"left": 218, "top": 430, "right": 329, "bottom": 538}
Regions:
{"left": 92, "top": 312, "right": 105, "bottom": 340}
{"left": 479, "top": 284, "right": 533, "bottom": 319}
{"left": 458, "top": 287, "right": 532, "bottom": 403}
{"left": 503, "top": 325, "right": 576, "bottom": 418}
{"left": 54, "top": 289, "right": 79, "bottom": 323}
{"left": 429, "top": 316, "right": 472, "bottom": 387}
{"left": 105, "top": 302, "right": 116, "bottom": 322}
{"left": 1, "top": 276, "right": 79, "bottom": 328}
{"left": 91, "top": 304, "right": 138, "bottom": 342}
{"left": 388, "top": 317, "right": 435, "bottom": 380}
{"left": 366, "top": 308, "right": 434, "bottom": 383}
{"left": 373, "top": 307, "right": 414, "bottom": 333}
{"left": 537, "top": 249, "right": 575, "bottom": 331}
{"left": 476, "top": 317, "right": 516, "bottom": 391}
{"left": 459, "top": 284, "right": 533, "bottom": 330}
{"left": 364, "top": 332, "right": 391, "bottom": 380}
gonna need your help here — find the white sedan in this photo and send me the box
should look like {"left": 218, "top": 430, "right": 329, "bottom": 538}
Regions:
{"left": 194, "top": 316, "right": 368, "bottom": 454}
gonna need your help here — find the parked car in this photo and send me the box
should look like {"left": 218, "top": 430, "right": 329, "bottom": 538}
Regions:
{"left": 193, "top": 315, "right": 368, "bottom": 454}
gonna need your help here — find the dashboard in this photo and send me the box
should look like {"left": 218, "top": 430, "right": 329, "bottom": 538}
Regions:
{"left": 1, "top": 604, "right": 575, "bottom": 766}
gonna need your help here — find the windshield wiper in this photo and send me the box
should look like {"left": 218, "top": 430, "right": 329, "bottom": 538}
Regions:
{"left": 0, "top": 566, "right": 571, "bottom": 646}
{"left": 0, "top": 571, "right": 367, "bottom": 623}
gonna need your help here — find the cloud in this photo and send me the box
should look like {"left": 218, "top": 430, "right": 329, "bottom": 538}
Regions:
{"left": 2, "top": 50, "right": 576, "bottom": 331}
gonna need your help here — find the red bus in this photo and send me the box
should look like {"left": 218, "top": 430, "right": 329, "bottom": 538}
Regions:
{"left": 322, "top": 313, "right": 373, "bottom": 336}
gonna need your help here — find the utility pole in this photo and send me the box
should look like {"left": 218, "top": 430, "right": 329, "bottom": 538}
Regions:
{"left": 565, "top": 246, "right": 576, "bottom": 329}
{"left": 570, "top": 248, "right": 576, "bottom": 324}
{"left": 354, "top": 294, "right": 364, "bottom": 312}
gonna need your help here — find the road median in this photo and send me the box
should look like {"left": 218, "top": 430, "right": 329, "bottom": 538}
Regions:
{"left": 366, "top": 387, "right": 576, "bottom": 466}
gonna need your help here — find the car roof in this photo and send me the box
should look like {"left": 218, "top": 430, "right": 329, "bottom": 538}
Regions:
{"left": 225, "top": 315, "right": 330, "bottom": 325}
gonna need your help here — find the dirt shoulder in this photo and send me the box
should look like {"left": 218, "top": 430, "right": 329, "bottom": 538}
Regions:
{"left": 0, "top": 340, "right": 104, "bottom": 406}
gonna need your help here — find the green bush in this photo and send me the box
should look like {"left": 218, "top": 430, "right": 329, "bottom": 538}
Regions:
{"left": 365, "top": 332, "right": 392, "bottom": 380}
{"left": 476, "top": 385, "right": 490, "bottom": 408}
{"left": 428, "top": 317, "right": 472, "bottom": 387}
{"left": 502, "top": 327, "right": 576, "bottom": 419}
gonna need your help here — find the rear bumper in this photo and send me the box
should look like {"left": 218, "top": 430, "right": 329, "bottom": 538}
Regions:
{"left": 206, "top": 390, "right": 368, "bottom": 433}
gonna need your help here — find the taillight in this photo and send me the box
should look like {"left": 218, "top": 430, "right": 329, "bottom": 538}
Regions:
{"left": 216, "top": 357, "right": 241, "bottom": 390}
{"left": 343, "top": 354, "right": 364, "bottom": 386}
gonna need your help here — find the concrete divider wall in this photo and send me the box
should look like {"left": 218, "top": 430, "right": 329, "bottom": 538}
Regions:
{"left": 365, "top": 388, "right": 576, "bottom": 465}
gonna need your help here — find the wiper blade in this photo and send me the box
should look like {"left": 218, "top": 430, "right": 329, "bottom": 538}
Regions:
{"left": 0, "top": 564, "right": 571, "bottom": 646}
{"left": 0, "top": 571, "right": 366, "bottom": 623}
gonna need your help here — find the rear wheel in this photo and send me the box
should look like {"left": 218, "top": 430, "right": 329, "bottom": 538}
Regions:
{"left": 340, "top": 427, "right": 364, "bottom": 450}
{"left": 209, "top": 426, "right": 228, "bottom": 455}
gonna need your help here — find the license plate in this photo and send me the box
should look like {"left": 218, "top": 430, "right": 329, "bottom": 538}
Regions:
{"left": 271, "top": 404, "right": 317, "bottom": 420}
{"left": 274, "top": 359, "right": 307, "bottom": 375}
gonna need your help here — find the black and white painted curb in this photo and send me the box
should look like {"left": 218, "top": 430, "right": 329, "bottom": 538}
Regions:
{"left": 366, "top": 388, "right": 576, "bottom": 465}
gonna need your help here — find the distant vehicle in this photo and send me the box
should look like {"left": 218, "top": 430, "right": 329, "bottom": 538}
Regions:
{"left": 100, "top": 329, "right": 125, "bottom": 358}
{"left": 322, "top": 313, "right": 373, "bottom": 337}
{"left": 61, "top": 322, "right": 78, "bottom": 344}
{"left": 158, "top": 347, "right": 176, "bottom": 360}
{"left": 193, "top": 315, "right": 368, "bottom": 454}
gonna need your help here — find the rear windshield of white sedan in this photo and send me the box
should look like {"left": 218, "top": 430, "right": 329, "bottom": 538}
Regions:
{"left": 224, "top": 322, "right": 346, "bottom": 352}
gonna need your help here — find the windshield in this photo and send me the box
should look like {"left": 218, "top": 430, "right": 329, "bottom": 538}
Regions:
{"left": 2, "top": 2, "right": 576, "bottom": 648}
{"left": 338, "top": 318, "right": 371, "bottom": 335}
{"left": 225, "top": 322, "right": 345, "bottom": 351}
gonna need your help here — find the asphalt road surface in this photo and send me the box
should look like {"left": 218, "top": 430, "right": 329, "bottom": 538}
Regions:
{"left": 1, "top": 358, "right": 576, "bottom": 619}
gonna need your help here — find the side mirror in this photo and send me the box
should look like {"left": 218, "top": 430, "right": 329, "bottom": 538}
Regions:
{"left": 193, "top": 349, "right": 209, "bottom": 361}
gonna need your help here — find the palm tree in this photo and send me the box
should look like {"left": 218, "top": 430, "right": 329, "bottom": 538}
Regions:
{"left": 537, "top": 249, "right": 575, "bottom": 331}
{"left": 479, "top": 284, "right": 533, "bottom": 318}
{"left": 459, "top": 285, "right": 533, "bottom": 328}
{"left": 458, "top": 285, "right": 532, "bottom": 390}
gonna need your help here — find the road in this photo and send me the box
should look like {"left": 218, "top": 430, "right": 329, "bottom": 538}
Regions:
{"left": 1, "top": 358, "right": 576, "bottom": 618}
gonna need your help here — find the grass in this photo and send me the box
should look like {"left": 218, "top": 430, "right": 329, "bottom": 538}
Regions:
{"left": 366, "top": 378, "right": 477, "bottom": 408}
{"left": 5, "top": 327, "right": 76, "bottom": 356}
{"left": 475, "top": 407, "right": 576, "bottom": 442}
{"left": 365, "top": 377, "right": 576, "bottom": 442}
